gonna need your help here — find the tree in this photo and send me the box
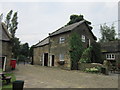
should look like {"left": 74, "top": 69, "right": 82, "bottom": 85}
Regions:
{"left": 66, "top": 14, "right": 92, "bottom": 29}
{"left": 100, "top": 23, "right": 116, "bottom": 42}
{"left": 80, "top": 46, "right": 92, "bottom": 63}
{"left": 20, "top": 43, "right": 29, "bottom": 58}
{"left": 69, "top": 33, "right": 84, "bottom": 70}
{"left": 29, "top": 45, "right": 34, "bottom": 58}
{"left": 5, "top": 10, "right": 13, "bottom": 29}
{"left": 11, "top": 38, "right": 21, "bottom": 59}
{"left": 91, "top": 42, "right": 102, "bottom": 63}
{"left": 80, "top": 42, "right": 102, "bottom": 64}
{"left": 9, "top": 12, "right": 18, "bottom": 38}
{"left": 4, "top": 10, "right": 19, "bottom": 58}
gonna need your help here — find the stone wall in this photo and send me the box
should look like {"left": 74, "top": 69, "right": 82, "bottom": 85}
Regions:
{"left": 50, "top": 32, "right": 71, "bottom": 69}
{"left": 33, "top": 47, "right": 40, "bottom": 65}
{"left": 50, "top": 23, "right": 96, "bottom": 69}
{"left": 33, "top": 44, "right": 49, "bottom": 65}
{"left": 33, "top": 22, "right": 96, "bottom": 70}
{"left": 2, "top": 41, "right": 12, "bottom": 71}
{"left": 78, "top": 63, "right": 103, "bottom": 71}
{"left": 71, "top": 23, "right": 95, "bottom": 48}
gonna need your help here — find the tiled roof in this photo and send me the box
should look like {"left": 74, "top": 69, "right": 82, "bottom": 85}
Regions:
{"left": 0, "top": 22, "right": 12, "bottom": 41}
{"left": 35, "top": 37, "right": 49, "bottom": 47}
{"left": 101, "top": 40, "right": 120, "bottom": 52}
{"left": 35, "top": 20, "right": 97, "bottom": 47}
{"left": 49, "top": 20, "right": 85, "bottom": 36}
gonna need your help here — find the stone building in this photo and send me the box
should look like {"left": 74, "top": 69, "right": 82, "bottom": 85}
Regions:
{"left": 0, "top": 22, "right": 12, "bottom": 71}
{"left": 101, "top": 40, "right": 120, "bottom": 67}
{"left": 33, "top": 20, "right": 97, "bottom": 69}
{"left": 34, "top": 37, "right": 49, "bottom": 66}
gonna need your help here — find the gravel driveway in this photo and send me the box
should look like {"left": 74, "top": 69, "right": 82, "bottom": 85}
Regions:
{"left": 13, "top": 64, "right": 118, "bottom": 88}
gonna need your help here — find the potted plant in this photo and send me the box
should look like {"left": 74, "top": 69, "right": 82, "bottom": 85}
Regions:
{"left": 57, "top": 61, "right": 65, "bottom": 65}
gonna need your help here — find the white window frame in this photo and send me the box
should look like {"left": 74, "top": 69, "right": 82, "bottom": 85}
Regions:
{"left": 82, "top": 35, "right": 85, "bottom": 42}
{"left": 59, "top": 54, "right": 64, "bottom": 61}
{"left": 59, "top": 37, "right": 65, "bottom": 44}
{"left": 106, "top": 54, "right": 115, "bottom": 60}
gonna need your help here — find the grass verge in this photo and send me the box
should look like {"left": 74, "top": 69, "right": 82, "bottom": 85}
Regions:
{"left": 2, "top": 73, "right": 16, "bottom": 90}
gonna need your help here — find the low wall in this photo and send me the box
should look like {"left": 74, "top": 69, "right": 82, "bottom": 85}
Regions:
{"left": 78, "top": 63, "right": 103, "bottom": 71}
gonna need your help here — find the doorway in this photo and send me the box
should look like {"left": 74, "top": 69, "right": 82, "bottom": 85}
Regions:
{"left": 44, "top": 53, "right": 48, "bottom": 66}
{"left": 52, "top": 55, "right": 54, "bottom": 66}
{"left": 0, "top": 56, "right": 6, "bottom": 71}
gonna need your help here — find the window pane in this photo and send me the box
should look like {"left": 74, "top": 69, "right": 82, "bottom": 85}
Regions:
{"left": 82, "top": 35, "right": 85, "bottom": 42}
{"left": 60, "top": 37, "right": 65, "bottom": 43}
{"left": 109, "top": 54, "right": 111, "bottom": 58}
{"left": 59, "top": 54, "right": 64, "bottom": 61}
{"left": 106, "top": 54, "right": 109, "bottom": 58}
{"left": 112, "top": 54, "right": 115, "bottom": 58}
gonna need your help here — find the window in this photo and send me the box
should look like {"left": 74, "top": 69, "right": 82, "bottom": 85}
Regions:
{"left": 59, "top": 54, "right": 64, "bottom": 61}
{"left": 106, "top": 54, "right": 115, "bottom": 60}
{"left": 82, "top": 35, "right": 85, "bottom": 42}
{"left": 112, "top": 55, "right": 115, "bottom": 58}
{"left": 59, "top": 37, "right": 65, "bottom": 43}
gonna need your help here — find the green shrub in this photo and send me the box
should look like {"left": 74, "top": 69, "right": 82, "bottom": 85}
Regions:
{"left": 2, "top": 73, "right": 16, "bottom": 89}
{"left": 80, "top": 46, "right": 92, "bottom": 63}
{"left": 85, "top": 67, "right": 100, "bottom": 73}
{"left": 69, "top": 33, "right": 84, "bottom": 70}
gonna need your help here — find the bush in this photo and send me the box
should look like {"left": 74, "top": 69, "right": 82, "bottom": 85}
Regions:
{"left": 80, "top": 46, "right": 92, "bottom": 63}
{"left": 91, "top": 42, "right": 102, "bottom": 63}
{"left": 69, "top": 32, "right": 84, "bottom": 70}
{"left": 85, "top": 67, "right": 100, "bottom": 73}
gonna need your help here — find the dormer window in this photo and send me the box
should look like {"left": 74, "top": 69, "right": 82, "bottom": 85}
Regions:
{"left": 59, "top": 37, "right": 65, "bottom": 43}
{"left": 82, "top": 35, "right": 85, "bottom": 42}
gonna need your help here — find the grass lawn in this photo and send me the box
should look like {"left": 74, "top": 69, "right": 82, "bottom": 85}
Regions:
{"left": 2, "top": 73, "right": 16, "bottom": 90}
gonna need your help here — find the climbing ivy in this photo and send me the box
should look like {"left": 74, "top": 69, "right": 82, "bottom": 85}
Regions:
{"left": 69, "top": 33, "right": 84, "bottom": 70}
{"left": 80, "top": 46, "right": 92, "bottom": 63}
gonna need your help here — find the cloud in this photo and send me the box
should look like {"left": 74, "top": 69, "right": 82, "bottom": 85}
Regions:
{"left": 0, "top": 2, "right": 118, "bottom": 46}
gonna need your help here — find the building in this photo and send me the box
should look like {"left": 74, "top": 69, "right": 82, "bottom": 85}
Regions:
{"left": 33, "top": 20, "right": 97, "bottom": 69}
{"left": 101, "top": 40, "right": 120, "bottom": 67}
{"left": 0, "top": 22, "right": 12, "bottom": 71}
{"left": 33, "top": 37, "right": 49, "bottom": 65}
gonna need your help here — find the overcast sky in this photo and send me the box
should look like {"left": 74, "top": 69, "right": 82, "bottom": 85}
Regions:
{"left": 0, "top": 1, "right": 118, "bottom": 46}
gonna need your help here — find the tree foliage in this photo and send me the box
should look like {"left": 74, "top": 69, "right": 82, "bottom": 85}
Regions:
{"left": 69, "top": 33, "right": 84, "bottom": 70}
{"left": 4, "top": 10, "right": 19, "bottom": 58}
{"left": 80, "top": 46, "right": 92, "bottom": 63}
{"left": 29, "top": 45, "right": 34, "bottom": 57}
{"left": 11, "top": 38, "right": 21, "bottom": 58}
{"left": 80, "top": 42, "right": 102, "bottom": 64}
{"left": 100, "top": 23, "right": 116, "bottom": 42}
{"left": 10, "top": 12, "right": 18, "bottom": 38}
{"left": 5, "top": 10, "right": 18, "bottom": 38}
{"left": 20, "top": 43, "right": 29, "bottom": 57}
{"left": 66, "top": 14, "right": 92, "bottom": 29}
{"left": 91, "top": 42, "right": 102, "bottom": 63}
{"left": 5, "top": 10, "right": 13, "bottom": 29}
